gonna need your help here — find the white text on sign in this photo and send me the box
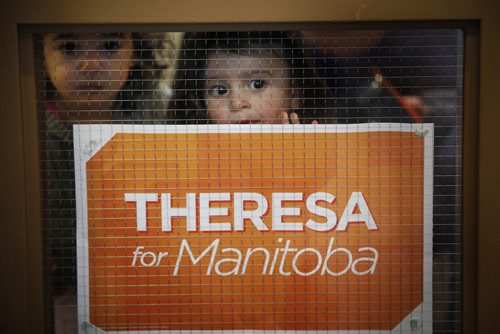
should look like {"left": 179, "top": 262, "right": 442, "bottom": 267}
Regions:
{"left": 124, "top": 191, "right": 378, "bottom": 232}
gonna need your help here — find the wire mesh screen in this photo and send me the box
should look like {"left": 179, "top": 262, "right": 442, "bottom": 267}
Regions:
{"left": 35, "top": 29, "right": 463, "bottom": 333}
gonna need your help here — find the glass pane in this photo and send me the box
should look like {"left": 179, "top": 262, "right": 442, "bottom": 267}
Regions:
{"left": 35, "top": 28, "right": 463, "bottom": 333}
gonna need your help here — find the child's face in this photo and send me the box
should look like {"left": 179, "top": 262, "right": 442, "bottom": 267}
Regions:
{"left": 43, "top": 33, "right": 135, "bottom": 111}
{"left": 203, "top": 51, "right": 299, "bottom": 124}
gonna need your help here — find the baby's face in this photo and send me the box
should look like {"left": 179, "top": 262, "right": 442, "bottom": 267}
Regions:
{"left": 43, "top": 33, "right": 135, "bottom": 112}
{"left": 204, "top": 51, "right": 298, "bottom": 124}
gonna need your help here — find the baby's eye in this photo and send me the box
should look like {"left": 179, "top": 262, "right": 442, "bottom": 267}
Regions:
{"left": 208, "top": 85, "right": 229, "bottom": 97}
{"left": 59, "top": 41, "right": 78, "bottom": 55}
{"left": 101, "top": 40, "right": 122, "bottom": 52}
{"left": 249, "top": 79, "right": 266, "bottom": 90}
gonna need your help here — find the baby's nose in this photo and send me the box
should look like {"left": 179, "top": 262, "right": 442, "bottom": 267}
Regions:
{"left": 229, "top": 89, "right": 250, "bottom": 112}
{"left": 79, "top": 50, "right": 100, "bottom": 71}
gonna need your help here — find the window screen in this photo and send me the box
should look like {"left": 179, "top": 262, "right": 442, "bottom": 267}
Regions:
{"left": 35, "top": 28, "right": 463, "bottom": 333}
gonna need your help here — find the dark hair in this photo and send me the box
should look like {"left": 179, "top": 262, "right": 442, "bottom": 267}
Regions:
{"left": 116, "top": 32, "right": 171, "bottom": 119}
{"left": 170, "top": 31, "right": 336, "bottom": 124}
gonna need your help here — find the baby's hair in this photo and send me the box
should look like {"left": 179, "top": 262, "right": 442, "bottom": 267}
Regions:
{"left": 117, "top": 32, "right": 173, "bottom": 120}
{"left": 170, "top": 31, "right": 336, "bottom": 124}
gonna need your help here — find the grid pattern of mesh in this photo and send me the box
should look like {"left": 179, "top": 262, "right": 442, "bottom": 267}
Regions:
{"left": 35, "top": 29, "right": 463, "bottom": 333}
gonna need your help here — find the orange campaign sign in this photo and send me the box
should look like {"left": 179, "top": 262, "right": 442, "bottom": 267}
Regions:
{"left": 75, "top": 124, "right": 433, "bottom": 333}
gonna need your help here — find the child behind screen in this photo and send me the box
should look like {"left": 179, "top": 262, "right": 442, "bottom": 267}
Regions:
{"left": 42, "top": 32, "right": 174, "bottom": 121}
{"left": 170, "top": 31, "right": 336, "bottom": 124}
{"left": 40, "top": 31, "right": 174, "bottom": 333}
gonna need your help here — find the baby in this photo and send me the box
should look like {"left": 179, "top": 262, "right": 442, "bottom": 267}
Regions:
{"left": 171, "top": 31, "right": 335, "bottom": 124}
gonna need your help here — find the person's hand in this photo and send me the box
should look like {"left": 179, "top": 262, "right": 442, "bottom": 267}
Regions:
{"left": 399, "top": 95, "right": 431, "bottom": 122}
{"left": 279, "top": 111, "right": 318, "bottom": 124}
{"left": 280, "top": 111, "right": 300, "bottom": 124}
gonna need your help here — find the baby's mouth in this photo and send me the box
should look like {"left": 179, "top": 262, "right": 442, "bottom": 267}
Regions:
{"left": 77, "top": 82, "right": 103, "bottom": 91}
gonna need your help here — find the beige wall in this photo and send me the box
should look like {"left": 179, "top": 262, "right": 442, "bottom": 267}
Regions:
{"left": 1, "top": 0, "right": 499, "bottom": 332}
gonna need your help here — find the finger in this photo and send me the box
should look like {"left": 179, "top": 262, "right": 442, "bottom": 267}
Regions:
{"left": 289, "top": 112, "right": 300, "bottom": 124}
{"left": 280, "top": 111, "right": 290, "bottom": 124}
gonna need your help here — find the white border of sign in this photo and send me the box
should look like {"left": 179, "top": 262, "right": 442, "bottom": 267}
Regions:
{"left": 74, "top": 123, "right": 433, "bottom": 334}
